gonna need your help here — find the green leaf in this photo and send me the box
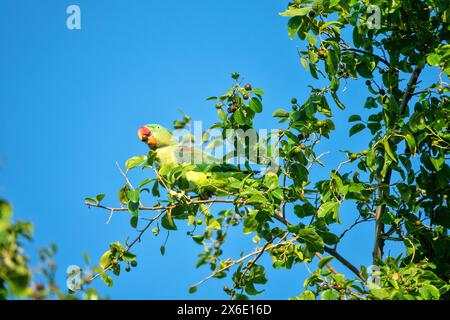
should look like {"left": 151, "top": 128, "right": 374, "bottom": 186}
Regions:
{"left": 419, "top": 284, "right": 440, "bottom": 299}
{"left": 245, "top": 282, "right": 264, "bottom": 296}
{"left": 331, "top": 92, "right": 345, "bottom": 109}
{"left": 279, "top": 7, "right": 312, "bottom": 17}
{"left": 125, "top": 155, "right": 147, "bottom": 170}
{"left": 252, "top": 88, "right": 265, "bottom": 95}
{"left": 127, "top": 189, "right": 140, "bottom": 203}
{"left": 430, "top": 154, "right": 445, "bottom": 171}
{"left": 370, "top": 288, "right": 389, "bottom": 299}
{"left": 206, "top": 216, "right": 221, "bottom": 230}
{"left": 364, "top": 97, "right": 378, "bottom": 109}
{"left": 321, "top": 289, "right": 337, "bottom": 300}
{"left": 426, "top": 53, "right": 440, "bottom": 66}
{"left": 305, "top": 33, "right": 318, "bottom": 46}
{"left": 122, "top": 251, "right": 136, "bottom": 261}
{"left": 349, "top": 123, "right": 366, "bottom": 136}
{"left": 0, "top": 201, "right": 13, "bottom": 232}
{"left": 243, "top": 216, "right": 259, "bottom": 234}
{"left": 298, "top": 227, "right": 324, "bottom": 253}
{"left": 272, "top": 109, "right": 289, "bottom": 118}
{"left": 249, "top": 97, "right": 263, "bottom": 113}
{"left": 217, "top": 108, "right": 227, "bottom": 122}
{"left": 160, "top": 245, "right": 165, "bottom": 256}
{"left": 318, "top": 256, "right": 334, "bottom": 269}
{"left": 85, "top": 197, "right": 98, "bottom": 204}
{"left": 189, "top": 286, "right": 197, "bottom": 294}
{"left": 161, "top": 212, "right": 177, "bottom": 230}
{"left": 233, "top": 109, "right": 245, "bottom": 125}
{"left": 100, "top": 274, "right": 114, "bottom": 287}
{"left": 99, "top": 250, "right": 112, "bottom": 270}
{"left": 288, "top": 17, "right": 302, "bottom": 39}
{"left": 348, "top": 115, "right": 362, "bottom": 122}
{"left": 300, "top": 290, "right": 316, "bottom": 300}
{"left": 130, "top": 216, "right": 138, "bottom": 228}
{"left": 383, "top": 140, "right": 397, "bottom": 163}
{"left": 317, "top": 201, "right": 339, "bottom": 218}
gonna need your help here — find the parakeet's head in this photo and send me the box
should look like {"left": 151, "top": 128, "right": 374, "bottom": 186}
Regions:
{"left": 137, "top": 124, "right": 176, "bottom": 148}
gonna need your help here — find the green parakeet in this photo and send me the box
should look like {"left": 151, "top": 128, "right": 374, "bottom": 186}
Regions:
{"left": 137, "top": 124, "right": 267, "bottom": 196}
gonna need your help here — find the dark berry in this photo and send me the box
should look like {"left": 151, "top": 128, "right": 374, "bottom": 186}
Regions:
{"left": 227, "top": 105, "right": 238, "bottom": 113}
{"left": 244, "top": 83, "right": 252, "bottom": 91}
{"left": 131, "top": 260, "right": 138, "bottom": 267}
{"left": 291, "top": 98, "right": 298, "bottom": 104}
{"left": 308, "top": 9, "right": 316, "bottom": 18}
{"left": 243, "top": 94, "right": 249, "bottom": 100}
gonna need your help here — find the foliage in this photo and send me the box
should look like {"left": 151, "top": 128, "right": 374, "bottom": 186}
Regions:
{"left": 85, "top": 0, "right": 449, "bottom": 300}
{"left": 0, "top": 199, "right": 102, "bottom": 300}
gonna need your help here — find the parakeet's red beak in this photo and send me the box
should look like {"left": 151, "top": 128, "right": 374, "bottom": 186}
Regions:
{"left": 138, "top": 126, "right": 157, "bottom": 147}
{"left": 138, "top": 126, "right": 151, "bottom": 142}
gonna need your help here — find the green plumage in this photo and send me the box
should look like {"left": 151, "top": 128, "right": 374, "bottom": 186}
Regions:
{"left": 140, "top": 124, "right": 265, "bottom": 196}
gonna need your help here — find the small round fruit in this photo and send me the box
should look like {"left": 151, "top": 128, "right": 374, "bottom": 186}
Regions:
{"left": 243, "top": 94, "right": 249, "bottom": 100}
{"left": 215, "top": 103, "right": 222, "bottom": 109}
{"left": 227, "top": 105, "right": 238, "bottom": 113}
{"left": 317, "top": 49, "right": 326, "bottom": 58}
{"left": 125, "top": 266, "right": 131, "bottom": 272}
{"left": 316, "top": 120, "right": 325, "bottom": 127}
{"left": 36, "top": 283, "right": 45, "bottom": 291}
{"left": 293, "top": 146, "right": 302, "bottom": 154}
{"left": 365, "top": 80, "right": 371, "bottom": 86}
{"left": 292, "top": 105, "right": 298, "bottom": 111}
{"left": 111, "top": 259, "right": 118, "bottom": 266}
{"left": 244, "top": 83, "right": 252, "bottom": 91}
{"left": 438, "top": 87, "right": 444, "bottom": 94}
{"left": 231, "top": 72, "right": 240, "bottom": 80}
{"left": 278, "top": 129, "right": 284, "bottom": 135}
{"left": 308, "top": 9, "right": 316, "bottom": 18}
{"left": 223, "top": 286, "right": 230, "bottom": 292}
{"left": 379, "top": 89, "right": 386, "bottom": 95}
{"left": 300, "top": 143, "right": 307, "bottom": 150}
{"left": 362, "top": 150, "right": 369, "bottom": 155}
{"left": 130, "top": 260, "right": 138, "bottom": 267}
{"left": 291, "top": 98, "right": 298, "bottom": 104}
{"left": 349, "top": 153, "right": 358, "bottom": 161}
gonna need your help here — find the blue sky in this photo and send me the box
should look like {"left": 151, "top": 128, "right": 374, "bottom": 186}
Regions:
{"left": 0, "top": 1, "right": 437, "bottom": 299}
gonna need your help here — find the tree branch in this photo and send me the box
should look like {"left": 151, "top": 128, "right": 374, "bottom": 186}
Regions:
{"left": 340, "top": 46, "right": 390, "bottom": 67}
{"left": 272, "top": 214, "right": 365, "bottom": 281}
{"left": 399, "top": 67, "right": 422, "bottom": 115}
